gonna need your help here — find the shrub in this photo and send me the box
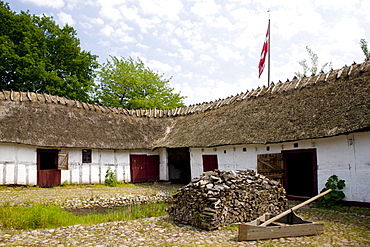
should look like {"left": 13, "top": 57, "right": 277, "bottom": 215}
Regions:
{"left": 104, "top": 166, "right": 117, "bottom": 187}
{"left": 60, "top": 180, "right": 69, "bottom": 187}
{"left": 317, "top": 175, "right": 346, "bottom": 208}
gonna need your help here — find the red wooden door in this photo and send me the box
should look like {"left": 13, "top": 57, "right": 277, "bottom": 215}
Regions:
{"left": 130, "top": 155, "right": 148, "bottom": 183}
{"left": 37, "top": 149, "right": 61, "bottom": 187}
{"left": 147, "top": 155, "right": 160, "bottom": 182}
{"left": 202, "top": 155, "right": 218, "bottom": 172}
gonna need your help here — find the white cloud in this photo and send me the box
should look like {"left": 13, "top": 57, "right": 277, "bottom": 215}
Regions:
{"left": 360, "top": 0, "right": 370, "bottom": 22}
{"left": 177, "top": 76, "right": 246, "bottom": 105}
{"left": 211, "top": 15, "right": 235, "bottom": 30}
{"left": 138, "top": 0, "right": 183, "bottom": 20}
{"left": 191, "top": 0, "right": 221, "bottom": 22}
{"left": 216, "top": 44, "right": 243, "bottom": 62}
{"left": 199, "top": 54, "right": 213, "bottom": 62}
{"left": 234, "top": 29, "right": 258, "bottom": 50}
{"left": 313, "top": 0, "right": 360, "bottom": 12}
{"left": 57, "top": 12, "right": 75, "bottom": 26}
{"left": 21, "top": 0, "right": 64, "bottom": 8}
{"left": 99, "top": 3, "right": 123, "bottom": 21}
{"left": 114, "top": 27, "right": 137, "bottom": 43}
{"left": 137, "top": 16, "right": 162, "bottom": 33}
{"left": 118, "top": 4, "right": 139, "bottom": 21}
{"left": 100, "top": 25, "right": 114, "bottom": 36}
{"left": 179, "top": 48, "right": 195, "bottom": 61}
{"left": 136, "top": 43, "right": 149, "bottom": 49}
{"left": 147, "top": 60, "right": 173, "bottom": 73}
{"left": 80, "top": 16, "right": 104, "bottom": 29}
{"left": 170, "top": 38, "right": 182, "bottom": 47}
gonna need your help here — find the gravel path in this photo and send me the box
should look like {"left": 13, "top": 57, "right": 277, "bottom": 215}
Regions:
{"left": 0, "top": 184, "right": 369, "bottom": 246}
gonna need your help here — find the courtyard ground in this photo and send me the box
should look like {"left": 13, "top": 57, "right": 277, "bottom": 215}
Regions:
{"left": 0, "top": 183, "right": 369, "bottom": 246}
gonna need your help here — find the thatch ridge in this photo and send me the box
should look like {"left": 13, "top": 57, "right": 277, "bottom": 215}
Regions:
{"left": 0, "top": 62, "right": 366, "bottom": 118}
{"left": 0, "top": 61, "right": 369, "bottom": 149}
{"left": 154, "top": 61, "right": 370, "bottom": 148}
{"left": 0, "top": 90, "right": 175, "bottom": 149}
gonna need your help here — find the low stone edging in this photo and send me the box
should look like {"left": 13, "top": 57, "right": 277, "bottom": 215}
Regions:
{"left": 61, "top": 192, "right": 171, "bottom": 209}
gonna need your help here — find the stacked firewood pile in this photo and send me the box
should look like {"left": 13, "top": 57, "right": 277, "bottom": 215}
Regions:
{"left": 166, "top": 170, "right": 287, "bottom": 230}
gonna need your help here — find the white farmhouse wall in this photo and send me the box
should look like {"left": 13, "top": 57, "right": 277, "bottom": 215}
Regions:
{"left": 0, "top": 144, "right": 37, "bottom": 186}
{"left": 316, "top": 132, "right": 370, "bottom": 203}
{"left": 189, "top": 131, "right": 370, "bottom": 203}
{"left": 61, "top": 149, "right": 161, "bottom": 184}
{"left": 158, "top": 148, "right": 169, "bottom": 181}
{"left": 0, "top": 144, "right": 165, "bottom": 186}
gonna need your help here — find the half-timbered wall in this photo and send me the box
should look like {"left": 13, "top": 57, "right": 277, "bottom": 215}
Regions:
{"left": 0, "top": 144, "right": 167, "bottom": 185}
{"left": 189, "top": 131, "right": 370, "bottom": 203}
{"left": 0, "top": 143, "right": 37, "bottom": 185}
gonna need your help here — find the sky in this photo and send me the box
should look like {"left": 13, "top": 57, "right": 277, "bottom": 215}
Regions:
{"left": 7, "top": 0, "right": 370, "bottom": 106}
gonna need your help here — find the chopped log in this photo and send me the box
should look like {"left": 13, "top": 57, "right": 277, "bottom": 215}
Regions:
{"left": 166, "top": 170, "right": 287, "bottom": 230}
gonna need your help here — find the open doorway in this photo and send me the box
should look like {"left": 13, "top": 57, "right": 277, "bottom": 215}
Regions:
{"left": 282, "top": 149, "right": 318, "bottom": 198}
{"left": 168, "top": 148, "right": 191, "bottom": 184}
{"left": 257, "top": 149, "right": 317, "bottom": 199}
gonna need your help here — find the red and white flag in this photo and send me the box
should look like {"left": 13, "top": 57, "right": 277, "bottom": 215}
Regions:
{"left": 258, "top": 22, "right": 270, "bottom": 78}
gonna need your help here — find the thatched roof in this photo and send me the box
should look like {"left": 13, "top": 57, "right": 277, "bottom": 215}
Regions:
{"left": 0, "top": 91, "right": 174, "bottom": 149}
{"left": 156, "top": 61, "right": 370, "bottom": 148}
{"left": 1, "top": 61, "right": 369, "bottom": 149}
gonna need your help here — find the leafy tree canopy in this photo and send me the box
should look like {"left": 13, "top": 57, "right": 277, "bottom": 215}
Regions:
{"left": 294, "top": 46, "right": 332, "bottom": 78}
{"left": 0, "top": 1, "right": 98, "bottom": 102}
{"left": 96, "top": 56, "right": 186, "bottom": 109}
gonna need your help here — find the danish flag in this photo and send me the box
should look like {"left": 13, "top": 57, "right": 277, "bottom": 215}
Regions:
{"left": 258, "top": 22, "right": 270, "bottom": 78}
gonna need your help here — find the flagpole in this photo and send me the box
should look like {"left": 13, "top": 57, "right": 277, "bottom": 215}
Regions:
{"left": 267, "top": 18, "right": 270, "bottom": 87}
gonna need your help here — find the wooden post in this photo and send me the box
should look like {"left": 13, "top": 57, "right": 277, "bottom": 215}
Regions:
{"left": 260, "top": 189, "right": 332, "bottom": 226}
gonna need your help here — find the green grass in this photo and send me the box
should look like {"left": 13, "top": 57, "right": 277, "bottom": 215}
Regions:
{"left": 0, "top": 202, "right": 168, "bottom": 230}
{"left": 55, "top": 182, "right": 136, "bottom": 189}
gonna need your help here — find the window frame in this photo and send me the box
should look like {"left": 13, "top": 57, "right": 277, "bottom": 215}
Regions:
{"left": 82, "top": 149, "right": 92, "bottom": 163}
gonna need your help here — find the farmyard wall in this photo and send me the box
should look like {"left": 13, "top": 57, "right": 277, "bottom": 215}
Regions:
{"left": 0, "top": 144, "right": 167, "bottom": 185}
{"left": 189, "top": 131, "right": 370, "bottom": 203}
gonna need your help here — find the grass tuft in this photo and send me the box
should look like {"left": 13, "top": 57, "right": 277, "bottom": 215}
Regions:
{"left": 0, "top": 202, "right": 168, "bottom": 230}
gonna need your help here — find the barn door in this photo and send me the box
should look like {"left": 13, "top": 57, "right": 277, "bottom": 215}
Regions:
{"left": 257, "top": 153, "right": 284, "bottom": 185}
{"left": 130, "top": 155, "right": 147, "bottom": 183}
{"left": 202, "top": 155, "right": 218, "bottom": 172}
{"left": 37, "top": 149, "right": 61, "bottom": 188}
{"left": 130, "top": 155, "right": 160, "bottom": 183}
{"left": 147, "top": 155, "right": 160, "bottom": 182}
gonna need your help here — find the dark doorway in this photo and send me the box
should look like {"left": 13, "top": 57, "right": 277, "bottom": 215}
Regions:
{"left": 130, "top": 155, "right": 159, "bottom": 183}
{"left": 283, "top": 149, "right": 317, "bottom": 198}
{"left": 37, "top": 149, "right": 61, "bottom": 187}
{"left": 168, "top": 148, "right": 191, "bottom": 184}
{"left": 202, "top": 155, "right": 218, "bottom": 172}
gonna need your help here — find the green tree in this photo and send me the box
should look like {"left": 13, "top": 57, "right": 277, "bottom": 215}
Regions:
{"left": 0, "top": 1, "right": 98, "bottom": 102}
{"left": 360, "top": 39, "right": 370, "bottom": 61}
{"left": 96, "top": 56, "right": 186, "bottom": 109}
{"left": 295, "top": 46, "right": 332, "bottom": 78}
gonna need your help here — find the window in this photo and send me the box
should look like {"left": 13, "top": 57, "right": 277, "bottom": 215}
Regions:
{"left": 82, "top": 149, "right": 92, "bottom": 163}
